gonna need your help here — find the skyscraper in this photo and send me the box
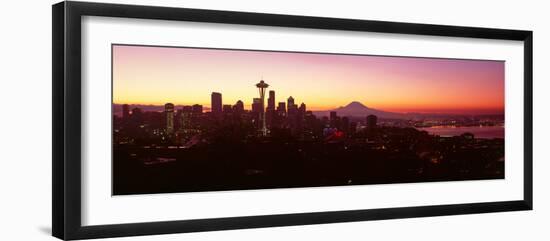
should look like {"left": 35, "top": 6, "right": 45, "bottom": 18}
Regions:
{"left": 287, "top": 96, "right": 298, "bottom": 118}
{"left": 252, "top": 98, "right": 262, "bottom": 128}
{"left": 296, "top": 103, "right": 306, "bottom": 134}
{"left": 341, "top": 116, "right": 350, "bottom": 133}
{"left": 330, "top": 111, "right": 338, "bottom": 128}
{"left": 233, "top": 100, "right": 244, "bottom": 114}
{"left": 252, "top": 98, "right": 262, "bottom": 113}
{"left": 287, "top": 97, "right": 299, "bottom": 134}
{"left": 366, "top": 114, "right": 378, "bottom": 129}
{"left": 181, "top": 106, "right": 192, "bottom": 129}
{"left": 165, "top": 103, "right": 175, "bottom": 135}
{"left": 287, "top": 96, "right": 295, "bottom": 109}
{"left": 349, "top": 122, "right": 358, "bottom": 134}
{"left": 299, "top": 103, "right": 306, "bottom": 114}
{"left": 267, "top": 90, "right": 275, "bottom": 111}
{"left": 277, "top": 102, "right": 286, "bottom": 115}
{"left": 122, "top": 104, "right": 130, "bottom": 120}
{"left": 266, "top": 90, "right": 276, "bottom": 128}
{"left": 211, "top": 92, "right": 222, "bottom": 115}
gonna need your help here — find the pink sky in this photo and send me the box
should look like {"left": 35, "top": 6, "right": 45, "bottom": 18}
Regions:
{"left": 113, "top": 45, "right": 504, "bottom": 114}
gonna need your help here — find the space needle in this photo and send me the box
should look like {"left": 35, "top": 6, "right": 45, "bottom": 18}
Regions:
{"left": 256, "top": 79, "right": 269, "bottom": 136}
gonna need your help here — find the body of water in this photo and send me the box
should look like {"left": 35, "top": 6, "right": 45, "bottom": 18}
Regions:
{"left": 417, "top": 126, "right": 504, "bottom": 139}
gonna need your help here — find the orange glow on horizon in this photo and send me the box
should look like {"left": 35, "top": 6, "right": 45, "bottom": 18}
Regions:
{"left": 113, "top": 45, "right": 505, "bottom": 115}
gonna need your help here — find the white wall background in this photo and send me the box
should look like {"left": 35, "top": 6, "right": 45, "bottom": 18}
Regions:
{"left": 0, "top": 0, "right": 548, "bottom": 240}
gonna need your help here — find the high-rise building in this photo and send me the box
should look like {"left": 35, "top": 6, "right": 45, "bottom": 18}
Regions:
{"left": 233, "top": 100, "right": 244, "bottom": 114}
{"left": 299, "top": 103, "right": 306, "bottom": 114}
{"left": 287, "top": 96, "right": 295, "bottom": 108}
{"left": 165, "top": 103, "right": 175, "bottom": 135}
{"left": 266, "top": 91, "right": 276, "bottom": 128}
{"left": 175, "top": 109, "right": 183, "bottom": 130}
{"left": 366, "top": 115, "right": 378, "bottom": 129}
{"left": 304, "top": 111, "right": 318, "bottom": 140}
{"left": 252, "top": 98, "right": 262, "bottom": 113}
{"left": 181, "top": 106, "right": 192, "bottom": 129}
{"left": 277, "top": 102, "right": 286, "bottom": 115}
{"left": 349, "top": 122, "right": 358, "bottom": 134}
{"left": 329, "top": 111, "right": 338, "bottom": 128}
{"left": 276, "top": 102, "right": 287, "bottom": 127}
{"left": 267, "top": 90, "right": 275, "bottom": 111}
{"left": 295, "top": 103, "right": 306, "bottom": 134}
{"left": 252, "top": 98, "right": 262, "bottom": 128}
{"left": 341, "top": 116, "right": 350, "bottom": 133}
{"left": 122, "top": 104, "right": 130, "bottom": 120}
{"left": 287, "top": 97, "right": 299, "bottom": 134}
{"left": 211, "top": 92, "right": 222, "bottom": 115}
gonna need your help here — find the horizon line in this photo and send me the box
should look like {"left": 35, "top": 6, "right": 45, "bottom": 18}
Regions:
{"left": 112, "top": 102, "right": 504, "bottom": 116}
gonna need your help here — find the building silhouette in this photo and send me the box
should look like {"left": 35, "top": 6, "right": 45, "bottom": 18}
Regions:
{"left": 180, "top": 105, "right": 192, "bottom": 129}
{"left": 341, "top": 116, "right": 350, "bottom": 133}
{"left": 165, "top": 103, "right": 175, "bottom": 135}
{"left": 122, "top": 104, "right": 130, "bottom": 120}
{"left": 252, "top": 98, "right": 262, "bottom": 113}
{"left": 130, "top": 107, "right": 142, "bottom": 124}
{"left": 223, "top": 104, "right": 232, "bottom": 113}
{"left": 329, "top": 111, "right": 338, "bottom": 128}
{"left": 286, "top": 96, "right": 300, "bottom": 134}
{"left": 211, "top": 92, "right": 222, "bottom": 115}
{"left": 192, "top": 104, "right": 203, "bottom": 114}
{"left": 266, "top": 90, "right": 276, "bottom": 128}
{"left": 251, "top": 98, "right": 262, "bottom": 129}
{"left": 287, "top": 96, "right": 295, "bottom": 109}
{"left": 267, "top": 90, "right": 275, "bottom": 111}
{"left": 277, "top": 102, "right": 286, "bottom": 116}
{"left": 287, "top": 100, "right": 297, "bottom": 115}
{"left": 233, "top": 100, "right": 244, "bottom": 114}
{"left": 366, "top": 114, "right": 378, "bottom": 129}
{"left": 299, "top": 103, "right": 306, "bottom": 114}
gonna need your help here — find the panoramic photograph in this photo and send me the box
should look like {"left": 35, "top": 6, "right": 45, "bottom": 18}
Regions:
{"left": 112, "top": 44, "right": 505, "bottom": 195}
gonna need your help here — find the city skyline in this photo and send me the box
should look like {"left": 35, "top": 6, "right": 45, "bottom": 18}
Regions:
{"left": 112, "top": 45, "right": 505, "bottom": 195}
{"left": 113, "top": 44, "right": 505, "bottom": 114}
{"left": 113, "top": 77, "right": 505, "bottom": 195}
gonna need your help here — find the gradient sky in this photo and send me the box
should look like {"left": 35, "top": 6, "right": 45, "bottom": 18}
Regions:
{"left": 112, "top": 45, "right": 504, "bottom": 114}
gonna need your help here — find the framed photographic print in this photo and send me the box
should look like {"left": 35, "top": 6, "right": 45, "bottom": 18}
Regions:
{"left": 52, "top": 1, "right": 533, "bottom": 240}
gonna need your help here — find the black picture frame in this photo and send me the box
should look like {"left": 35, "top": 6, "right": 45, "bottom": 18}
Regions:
{"left": 52, "top": 1, "right": 533, "bottom": 240}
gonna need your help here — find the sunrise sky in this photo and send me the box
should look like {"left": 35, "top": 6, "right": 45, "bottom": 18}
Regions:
{"left": 112, "top": 44, "right": 504, "bottom": 114}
